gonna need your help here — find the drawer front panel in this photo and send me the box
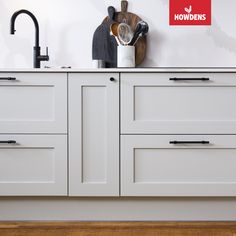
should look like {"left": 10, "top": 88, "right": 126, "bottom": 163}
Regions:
{"left": 0, "top": 135, "right": 67, "bottom": 196}
{"left": 121, "top": 73, "right": 236, "bottom": 134}
{"left": 0, "top": 73, "right": 67, "bottom": 133}
{"left": 121, "top": 135, "right": 236, "bottom": 196}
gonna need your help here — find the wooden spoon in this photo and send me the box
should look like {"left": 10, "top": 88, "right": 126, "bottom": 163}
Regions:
{"left": 110, "top": 22, "right": 120, "bottom": 45}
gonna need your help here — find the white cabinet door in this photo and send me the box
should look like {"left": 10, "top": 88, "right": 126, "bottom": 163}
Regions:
{"left": 122, "top": 135, "right": 236, "bottom": 196}
{"left": 0, "top": 135, "right": 67, "bottom": 196}
{"left": 121, "top": 73, "right": 236, "bottom": 134}
{"left": 69, "top": 73, "right": 119, "bottom": 196}
{"left": 0, "top": 73, "right": 67, "bottom": 133}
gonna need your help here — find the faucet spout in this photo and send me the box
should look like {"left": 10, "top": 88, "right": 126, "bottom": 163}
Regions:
{"left": 10, "top": 9, "right": 49, "bottom": 68}
{"left": 10, "top": 9, "right": 39, "bottom": 48}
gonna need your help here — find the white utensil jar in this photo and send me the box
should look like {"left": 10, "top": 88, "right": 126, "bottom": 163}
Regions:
{"left": 117, "top": 45, "right": 135, "bottom": 68}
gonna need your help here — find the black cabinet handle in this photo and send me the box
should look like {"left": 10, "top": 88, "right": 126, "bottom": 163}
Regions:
{"left": 170, "top": 78, "right": 210, "bottom": 81}
{"left": 0, "top": 77, "right": 16, "bottom": 81}
{"left": 0, "top": 140, "right": 17, "bottom": 144}
{"left": 170, "top": 141, "right": 210, "bottom": 145}
{"left": 110, "top": 77, "right": 116, "bottom": 82}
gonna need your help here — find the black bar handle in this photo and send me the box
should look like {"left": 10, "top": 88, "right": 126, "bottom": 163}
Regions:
{"left": 170, "top": 77, "right": 210, "bottom": 81}
{"left": 0, "top": 77, "right": 16, "bottom": 81}
{"left": 170, "top": 141, "right": 210, "bottom": 145}
{"left": 0, "top": 140, "right": 17, "bottom": 144}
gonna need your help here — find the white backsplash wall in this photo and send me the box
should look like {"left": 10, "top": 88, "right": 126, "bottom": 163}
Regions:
{"left": 0, "top": 0, "right": 236, "bottom": 68}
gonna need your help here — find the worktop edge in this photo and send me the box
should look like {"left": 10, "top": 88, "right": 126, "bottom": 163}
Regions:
{"left": 1, "top": 68, "right": 236, "bottom": 73}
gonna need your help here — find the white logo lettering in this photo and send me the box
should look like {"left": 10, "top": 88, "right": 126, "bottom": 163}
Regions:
{"left": 174, "top": 6, "right": 207, "bottom": 21}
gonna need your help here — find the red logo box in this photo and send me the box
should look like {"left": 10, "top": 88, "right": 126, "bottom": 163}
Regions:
{"left": 169, "top": 0, "right": 211, "bottom": 25}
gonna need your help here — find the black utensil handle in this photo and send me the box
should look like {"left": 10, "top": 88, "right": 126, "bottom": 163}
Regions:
{"left": 129, "top": 23, "right": 143, "bottom": 45}
{"left": 170, "top": 77, "right": 210, "bottom": 81}
{"left": 0, "top": 77, "right": 16, "bottom": 81}
{"left": 0, "top": 140, "right": 17, "bottom": 144}
{"left": 170, "top": 141, "right": 210, "bottom": 145}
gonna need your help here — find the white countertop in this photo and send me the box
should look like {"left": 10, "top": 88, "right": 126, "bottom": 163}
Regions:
{"left": 1, "top": 67, "right": 236, "bottom": 73}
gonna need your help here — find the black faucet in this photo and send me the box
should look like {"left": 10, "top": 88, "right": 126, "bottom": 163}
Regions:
{"left": 10, "top": 9, "right": 49, "bottom": 68}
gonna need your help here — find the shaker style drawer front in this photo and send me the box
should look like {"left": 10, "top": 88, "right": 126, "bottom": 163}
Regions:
{"left": 121, "top": 135, "right": 236, "bottom": 196}
{"left": 121, "top": 73, "right": 236, "bottom": 134}
{"left": 0, "top": 135, "right": 67, "bottom": 196}
{"left": 0, "top": 73, "right": 67, "bottom": 133}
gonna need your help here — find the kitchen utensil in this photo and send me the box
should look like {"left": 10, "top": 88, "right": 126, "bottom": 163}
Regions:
{"left": 139, "top": 21, "right": 149, "bottom": 35}
{"left": 103, "top": 0, "right": 147, "bottom": 66}
{"left": 110, "top": 22, "right": 120, "bottom": 45}
{"left": 92, "top": 6, "right": 117, "bottom": 67}
{"left": 129, "top": 22, "right": 143, "bottom": 46}
{"left": 130, "top": 21, "right": 149, "bottom": 46}
{"left": 117, "top": 23, "right": 133, "bottom": 45}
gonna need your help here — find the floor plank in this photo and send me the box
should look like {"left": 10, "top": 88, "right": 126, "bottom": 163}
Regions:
{"left": 0, "top": 222, "right": 235, "bottom": 236}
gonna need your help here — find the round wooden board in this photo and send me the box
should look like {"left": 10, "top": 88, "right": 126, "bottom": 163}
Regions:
{"left": 104, "top": 12, "right": 147, "bottom": 66}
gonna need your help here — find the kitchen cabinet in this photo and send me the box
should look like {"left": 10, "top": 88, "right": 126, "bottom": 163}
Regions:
{"left": 121, "top": 71, "right": 236, "bottom": 197}
{"left": 69, "top": 73, "right": 119, "bottom": 196}
{"left": 121, "top": 73, "right": 236, "bottom": 134}
{"left": 0, "top": 72, "right": 68, "bottom": 196}
{"left": 0, "top": 69, "right": 235, "bottom": 198}
{"left": 0, "top": 135, "right": 67, "bottom": 196}
{"left": 0, "top": 73, "right": 67, "bottom": 134}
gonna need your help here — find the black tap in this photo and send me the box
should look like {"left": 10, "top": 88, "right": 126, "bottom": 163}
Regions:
{"left": 10, "top": 9, "right": 49, "bottom": 68}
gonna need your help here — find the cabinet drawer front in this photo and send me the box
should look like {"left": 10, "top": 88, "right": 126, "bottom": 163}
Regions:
{"left": 121, "top": 135, "right": 236, "bottom": 196}
{"left": 121, "top": 73, "right": 236, "bottom": 134}
{"left": 0, "top": 135, "right": 67, "bottom": 196}
{"left": 0, "top": 73, "right": 67, "bottom": 133}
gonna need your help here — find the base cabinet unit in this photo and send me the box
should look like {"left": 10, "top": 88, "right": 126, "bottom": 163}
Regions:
{"left": 0, "top": 73, "right": 67, "bottom": 134}
{"left": 1, "top": 70, "right": 236, "bottom": 198}
{"left": 69, "top": 73, "right": 119, "bottom": 196}
{"left": 121, "top": 73, "right": 236, "bottom": 134}
{"left": 0, "top": 135, "right": 67, "bottom": 196}
{"left": 121, "top": 135, "right": 236, "bottom": 197}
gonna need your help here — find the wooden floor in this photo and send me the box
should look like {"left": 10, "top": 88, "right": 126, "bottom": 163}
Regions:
{"left": 1, "top": 222, "right": 236, "bottom": 236}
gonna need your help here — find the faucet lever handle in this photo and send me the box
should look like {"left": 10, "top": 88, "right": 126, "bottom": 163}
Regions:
{"left": 37, "top": 47, "right": 49, "bottom": 62}
{"left": 45, "top": 47, "right": 49, "bottom": 61}
{"left": 46, "top": 47, "right": 48, "bottom": 56}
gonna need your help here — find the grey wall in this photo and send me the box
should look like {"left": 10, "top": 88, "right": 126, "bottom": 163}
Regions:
{"left": 0, "top": 0, "right": 236, "bottom": 68}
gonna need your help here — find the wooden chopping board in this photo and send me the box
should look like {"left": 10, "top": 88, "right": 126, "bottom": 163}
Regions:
{"left": 103, "top": 0, "right": 147, "bottom": 66}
